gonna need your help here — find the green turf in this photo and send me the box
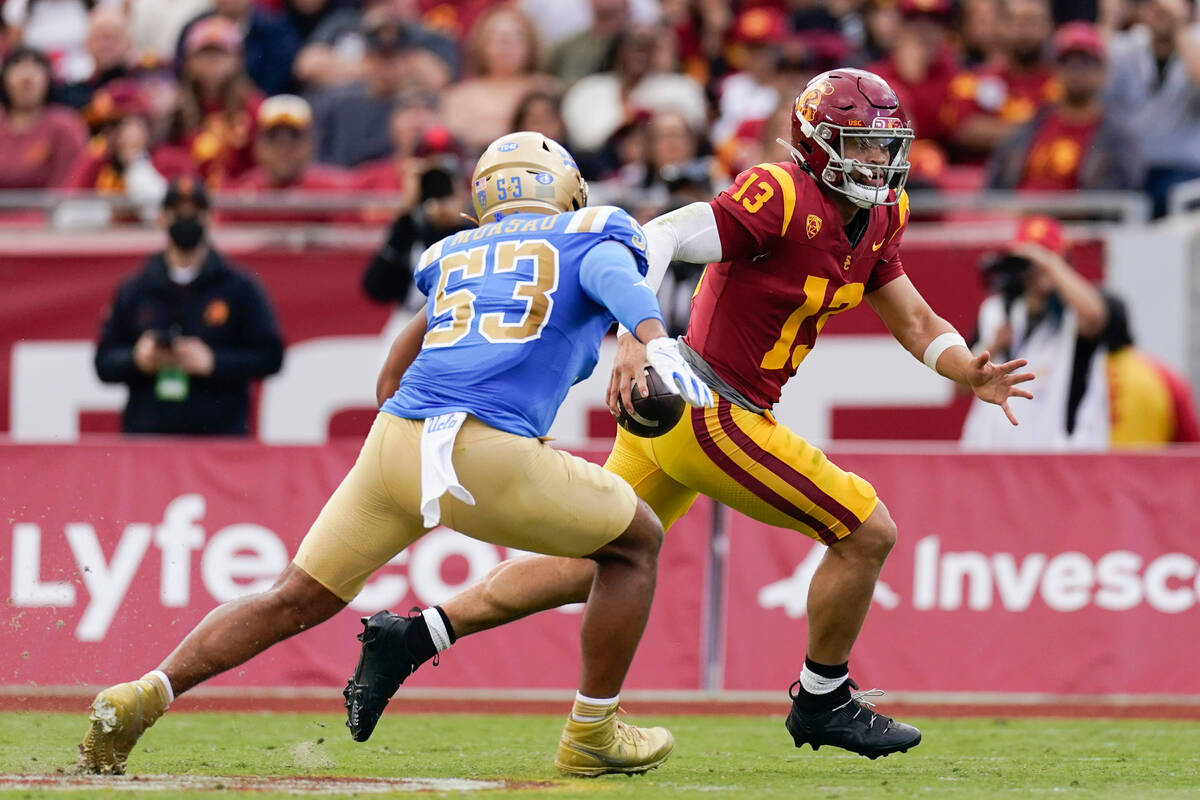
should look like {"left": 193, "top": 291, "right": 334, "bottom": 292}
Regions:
{"left": 3, "top": 711, "right": 1199, "bottom": 799}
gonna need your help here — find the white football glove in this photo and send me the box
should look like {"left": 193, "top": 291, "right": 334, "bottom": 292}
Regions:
{"left": 645, "top": 337, "right": 715, "bottom": 409}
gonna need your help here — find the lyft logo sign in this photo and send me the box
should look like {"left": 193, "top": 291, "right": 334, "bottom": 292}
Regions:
{"left": 7, "top": 494, "right": 571, "bottom": 643}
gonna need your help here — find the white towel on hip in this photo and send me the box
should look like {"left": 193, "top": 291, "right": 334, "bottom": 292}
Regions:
{"left": 419, "top": 412, "right": 476, "bottom": 528}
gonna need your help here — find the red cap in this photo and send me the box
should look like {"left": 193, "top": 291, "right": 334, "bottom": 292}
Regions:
{"left": 1053, "top": 22, "right": 1105, "bottom": 60}
{"left": 733, "top": 7, "right": 787, "bottom": 46}
{"left": 184, "top": 17, "right": 243, "bottom": 56}
{"left": 1012, "top": 215, "right": 1066, "bottom": 254}
{"left": 83, "top": 79, "right": 148, "bottom": 129}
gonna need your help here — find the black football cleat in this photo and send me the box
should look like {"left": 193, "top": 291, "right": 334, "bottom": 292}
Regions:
{"left": 785, "top": 679, "right": 921, "bottom": 759}
{"left": 344, "top": 609, "right": 429, "bottom": 742}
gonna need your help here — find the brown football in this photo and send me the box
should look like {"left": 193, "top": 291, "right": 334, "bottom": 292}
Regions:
{"left": 616, "top": 368, "right": 686, "bottom": 438}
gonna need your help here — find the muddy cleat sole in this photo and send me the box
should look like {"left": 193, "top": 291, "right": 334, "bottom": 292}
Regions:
{"left": 344, "top": 610, "right": 426, "bottom": 742}
{"left": 785, "top": 680, "right": 921, "bottom": 759}
{"left": 78, "top": 674, "right": 170, "bottom": 774}
{"left": 555, "top": 704, "right": 675, "bottom": 777}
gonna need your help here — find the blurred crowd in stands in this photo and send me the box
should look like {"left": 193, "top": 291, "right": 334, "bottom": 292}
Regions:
{"left": 2, "top": 0, "right": 1199, "bottom": 221}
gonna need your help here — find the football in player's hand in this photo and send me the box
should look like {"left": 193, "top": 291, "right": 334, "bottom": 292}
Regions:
{"left": 616, "top": 368, "right": 686, "bottom": 438}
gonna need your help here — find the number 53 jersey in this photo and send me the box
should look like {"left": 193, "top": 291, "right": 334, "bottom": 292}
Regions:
{"left": 383, "top": 206, "right": 649, "bottom": 438}
{"left": 686, "top": 161, "right": 911, "bottom": 410}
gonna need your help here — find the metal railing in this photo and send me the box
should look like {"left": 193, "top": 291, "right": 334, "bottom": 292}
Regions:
{"left": 0, "top": 188, "right": 1158, "bottom": 229}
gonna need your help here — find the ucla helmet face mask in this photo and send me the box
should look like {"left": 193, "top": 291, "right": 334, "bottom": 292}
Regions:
{"left": 471, "top": 131, "right": 589, "bottom": 223}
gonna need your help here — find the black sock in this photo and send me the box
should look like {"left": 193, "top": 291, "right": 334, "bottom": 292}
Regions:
{"left": 793, "top": 657, "right": 851, "bottom": 713}
{"left": 402, "top": 615, "right": 438, "bottom": 665}
{"left": 435, "top": 605, "right": 457, "bottom": 644}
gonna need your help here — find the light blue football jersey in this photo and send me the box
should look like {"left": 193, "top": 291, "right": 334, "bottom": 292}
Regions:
{"left": 382, "top": 205, "right": 649, "bottom": 438}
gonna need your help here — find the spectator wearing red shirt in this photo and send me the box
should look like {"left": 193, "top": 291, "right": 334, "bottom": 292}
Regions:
{"left": 867, "top": 0, "right": 961, "bottom": 146}
{"left": 231, "top": 95, "right": 352, "bottom": 192}
{"left": 0, "top": 46, "right": 87, "bottom": 189}
{"left": 160, "top": 17, "right": 264, "bottom": 185}
{"left": 987, "top": 23, "right": 1142, "bottom": 191}
{"left": 67, "top": 80, "right": 170, "bottom": 213}
{"left": 225, "top": 94, "right": 352, "bottom": 223}
{"left": 941, "top": 0, "right": 1061, "bottom": 163}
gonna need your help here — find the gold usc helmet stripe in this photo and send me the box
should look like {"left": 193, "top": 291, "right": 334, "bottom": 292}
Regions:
{"left": 471, "top": 131, "right": 588, "bottom": 224}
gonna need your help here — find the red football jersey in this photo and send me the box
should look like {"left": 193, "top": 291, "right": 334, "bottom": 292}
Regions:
{"left": 1018, "top": 110, "right": 1100, "bottom": 191}
{"left": 683, "top": 161, "right": 909, "bottom": 409}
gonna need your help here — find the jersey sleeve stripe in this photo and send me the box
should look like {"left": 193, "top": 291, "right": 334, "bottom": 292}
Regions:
{"left": 417, "top": 239, "right": 445, "bottom": 273}
{"left": 563, "top": 209, "right": 589, "bottom": 233}
{"left": 887, "top": 189, "right": 910, "bottom": 244}
{"left": 565, "top": 208, "right": 598, "bottom": 233}
{"left": 586, "top": 205, "right": 616, "bottom": 232}
{"left": 758, "top": 163, "right": 797, "bottom": 237}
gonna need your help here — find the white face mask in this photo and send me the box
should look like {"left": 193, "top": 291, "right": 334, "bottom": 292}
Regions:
{"left": 167, "top": 263, "right": 202, "bottom": 285}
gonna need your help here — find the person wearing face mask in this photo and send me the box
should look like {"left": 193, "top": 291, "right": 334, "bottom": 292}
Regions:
{"left": 94, "top": 176, "right": 284, "bottom": 435}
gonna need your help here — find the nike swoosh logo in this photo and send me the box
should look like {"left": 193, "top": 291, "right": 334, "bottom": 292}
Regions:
{"left": 871, "top": 239, "right": 885, "bottom": 251}
{"left": 632, "top": 279, "right": 649, "bottom": 289}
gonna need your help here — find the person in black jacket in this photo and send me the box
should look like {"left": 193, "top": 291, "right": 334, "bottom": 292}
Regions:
{"left": 95, "top": 176, "right": 284, "bottom": 435}
{"left": 361, "top": 158, "right": 470, "bottom": 308}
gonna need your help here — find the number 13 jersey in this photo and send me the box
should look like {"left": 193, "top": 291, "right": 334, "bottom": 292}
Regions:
{"left": 383, "top": 206, "right": 649, "bottom": 438}
{"left": 685, "top": 161, "right": 910, "bottom": 410}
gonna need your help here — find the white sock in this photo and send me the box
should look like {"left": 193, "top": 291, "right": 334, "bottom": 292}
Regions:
{"left": 421, "top": 608, "right": 453, "bottom": 653}
{"left": 571, "top": 692, "right": 619, "bottom": 722}
{"left": 799, "top": 664, "right": 847, "bottom": 696}
{"left": 147, "top": 670, "right": 174, "bottom": 704}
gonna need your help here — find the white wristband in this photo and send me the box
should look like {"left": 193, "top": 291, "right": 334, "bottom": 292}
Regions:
{"left": 922, "top": 331, "right": 968, "bottom": 373}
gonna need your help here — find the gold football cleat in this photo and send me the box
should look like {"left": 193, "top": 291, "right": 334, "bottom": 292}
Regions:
{"left": 555, "top": 703, "right": 675, "bottom": 777}
{"left": 78, "top": 673, "right": 170, "bottom": 774}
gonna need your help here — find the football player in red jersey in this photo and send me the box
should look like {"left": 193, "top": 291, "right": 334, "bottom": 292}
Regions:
{"left": 349, "top": 70, "right": 1035, "bottom": 759}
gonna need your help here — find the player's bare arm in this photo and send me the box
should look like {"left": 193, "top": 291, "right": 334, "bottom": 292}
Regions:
{"left": 868, "top": 274, "right": 1035, "bottom": 425}
{"left": 375, "top": 314, "right": 427, "bottom": 405}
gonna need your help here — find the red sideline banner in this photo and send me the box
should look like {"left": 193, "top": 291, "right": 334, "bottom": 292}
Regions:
{"left": 0, "top": 440, "right": 708, "bottom": 691}
{"left": 723, "top": 450, "right": 1200, "bottom": 695}
{"left": 8, "top": 442, "right": 1194, "bottom": 696}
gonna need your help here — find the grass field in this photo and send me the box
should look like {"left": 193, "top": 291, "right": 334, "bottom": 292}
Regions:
{"left": 3, "top": 710, "right": 1199, "bottom": 799}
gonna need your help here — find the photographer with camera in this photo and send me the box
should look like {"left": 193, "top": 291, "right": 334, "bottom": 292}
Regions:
{"left": 961, "top": 215, "right": 1113, "bottom": 449}
{"left": 360, "top": 157, "right": 470, "bottom": 311}
{"left": 94, "top": 176, "right": 284, "bottom": 435}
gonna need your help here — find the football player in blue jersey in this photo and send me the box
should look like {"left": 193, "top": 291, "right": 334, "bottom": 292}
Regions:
{"left": 78, "top": 131, "right": 714, "bottom": 778}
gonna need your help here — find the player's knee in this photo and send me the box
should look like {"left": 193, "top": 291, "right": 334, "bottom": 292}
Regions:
{"left": 627, "top": 500, "right": 665, "bottom": 559}
{"left": 598, "top": 500, "right": 663, "bottom": 568}
{"left": 845, "top": 503, "right": 897, "bottom": 564}
{"left": 266, "top": 564, "right": 346, "bottom": 629}
{"left": 862, "top": 506, "right": 898, "bottom": 560}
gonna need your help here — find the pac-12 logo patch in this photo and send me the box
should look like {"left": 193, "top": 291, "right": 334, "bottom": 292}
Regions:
{"left": 535, "top": 172, "right": 553, "bottom": 184}
{"left": 871, "top": 117, "right": 904, "bottom": 129}
{"left": 497, "top": 142, "right": 519, "bottom": 152}
{"left": 806, "top": 214, "right": 822, "bottom": 239}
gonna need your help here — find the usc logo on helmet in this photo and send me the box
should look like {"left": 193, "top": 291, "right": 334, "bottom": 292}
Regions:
{"left": 796, "top": 80, "right": 835, "bottom": 124}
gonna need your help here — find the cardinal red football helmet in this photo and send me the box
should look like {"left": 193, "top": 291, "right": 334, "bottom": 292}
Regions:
{"left": 782, "top": 68, "right": 914, "bottom": 208}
